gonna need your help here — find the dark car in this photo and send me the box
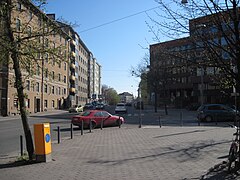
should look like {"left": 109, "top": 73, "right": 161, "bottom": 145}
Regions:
{"left": 96, "top": 103, "right": 104, "bottom": 110}
{"left": 197, "top": 104, "right": 239, "bottom": 122}
{"left": 83, "top": 103, "right": 94, "bottom": 111}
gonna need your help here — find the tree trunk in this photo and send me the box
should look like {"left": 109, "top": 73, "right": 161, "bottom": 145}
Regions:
{"left": 11, "top": 53, "right": 34, "bottom": 160}
{"left": 4, "top": 0, "right": 34, "bottom": 160}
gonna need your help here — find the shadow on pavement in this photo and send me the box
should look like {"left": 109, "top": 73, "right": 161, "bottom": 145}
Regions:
{"left": 0, "top": 159, "right": 40, "bottom": 169}
{"left": 153, "top": 129, "right": 207, "bottom": 138}
{"left": 200, "top": 161, "right": 240, "bottom": 180}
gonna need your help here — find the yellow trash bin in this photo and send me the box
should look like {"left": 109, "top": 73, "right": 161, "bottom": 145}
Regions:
{"left": 34, "top": 123, "right": 52, "bottom": 162}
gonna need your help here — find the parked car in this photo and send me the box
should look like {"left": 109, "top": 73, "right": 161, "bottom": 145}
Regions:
{"left": 125, "top": 102, "right": 132, "bottom": 106}
{"left": 115, "top": 103, "right": 127, "bottom": 114}
{"left": 83, "top": 103, "right": 94, "bottom": 111}
{"left": 71, "top": 110, "right": 125, "bottom": 129}
{"left": 69, "top": 105, "right": 83, "bottom": 113}
{"left": 197, "top": 104, "right": 239, "bottom": 122}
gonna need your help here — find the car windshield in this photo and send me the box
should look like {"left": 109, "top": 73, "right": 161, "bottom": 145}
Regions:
{"left": 117, "top": 104, "right": 125, "bottom": 107}
{"left": 81, "top": 111, "right": 91, "bottom": 116}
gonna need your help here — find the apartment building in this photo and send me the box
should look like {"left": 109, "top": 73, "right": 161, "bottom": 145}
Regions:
{"left": 0, "top": 0, "right": 69, "bottom": 116}
{"left": 88, "top": 57, "right": 102, "bottom": 101}
{"left": 0, "top": 0, "right": 102, "bottom": 116}
{"left": 62, "top": 25, "right": 89, "bottom": 107}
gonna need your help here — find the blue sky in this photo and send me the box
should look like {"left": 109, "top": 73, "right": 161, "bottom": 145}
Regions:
{"left": 45, "top": 0, "right": 160, "bottom": 96}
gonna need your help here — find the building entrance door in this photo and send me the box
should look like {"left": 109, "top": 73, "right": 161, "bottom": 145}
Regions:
{"left": 35, "top": 98, "right": 40, "bottom": 112}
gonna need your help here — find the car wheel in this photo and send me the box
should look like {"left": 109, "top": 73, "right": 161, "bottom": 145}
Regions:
{"left": 205, "top": 116, "right": 213, "bottom": 122}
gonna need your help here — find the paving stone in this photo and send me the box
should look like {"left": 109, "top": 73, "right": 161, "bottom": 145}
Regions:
{"left": 0, "top": 125, "right": 237, "bottom": 180}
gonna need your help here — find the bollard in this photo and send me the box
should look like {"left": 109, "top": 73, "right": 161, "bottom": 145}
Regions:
{"left": 139, "top": 115, "right": 142, "bottom": 128}
{"left": 20, "top": 135, "right": 23, "bottom": 156}
{"left": 101, "top": 119, "right": 103, "bottom": 130}
{"left": 89, "top": 119, "right": 92, "bottom": 133}
{"left": 180, "top": 112, "right": 183, "bottom": 127}
{"left": 57, "top": 126, "right": 60, "bottom": 144}
{"left": 215, "top": 115, "right": 218, "bottom": 125}
{"left": 81, "top": 120, "right": 84, "bottom": 135}
{"left": 159, "top": 116, "right": 162, "bottom": 128}
{"left": 70, "top": 123, "right": 73, "bottom": 139}
{"left": 118, "top": 116, "right": 121, "bottom": 128}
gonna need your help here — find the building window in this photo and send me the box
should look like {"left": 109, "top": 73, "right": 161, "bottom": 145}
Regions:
{"left": 44, "top": 84, "right": 47, "bottom": 93}
{"left": 45, "top": 68, "right": 48, "bottom": 78}
{"left": 25, "top": 99, "right": 30, "bottom": 108}
{"left": 26, "top": 80, "right": 30, "bottom": 91}
{"left": 58, "top": 87, "right": 61, "bottom": 95}
{"left": 16, "top": 2, "right": 22, "bottom": 11}
{"left": 44, "top": 100, "right": 48, "bottom": 108}
{"left": 52, "top": 86, "right": 54, "bottom": 94}
{"left": 45, "top": 38, "right": 49, "bottom": 48}
{"left": 36, "top": 82, "right": 40, "bottom": 92}
{"left": 64, "top": 62, "right": 67, "bottom": 70}
{"left": 45, "top": 53, "right": 48, "bottom": 63}
{"left": 64, "top": 75, "right": 66, "bottom": 83}
{"left": 36, "top": 65, "right": 40, "bottom": 76}
{"left": 52, "top": 100, "right": 55, "bottom": 108}
{"left": 32, "top": 83, "right": 35, "bottom": 91}
{"left": 58, "top": 74, "right": 61, "bottom": 81}
{"left": 38, "top": 18, "right": 42, "bottom": 28}
{"left": 27, "top": 26, "right": 31, "bottom": 36}
{"left": 16, "top": 19, "right": 21, "bottom": 31}
{"left": 52, "top": 71, "right": 55, "bottom": 80}
{"left": 29, "top": 11, "right": 32, "bottom": 20}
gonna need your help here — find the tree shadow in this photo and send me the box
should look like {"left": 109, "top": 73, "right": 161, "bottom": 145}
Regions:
{"left": 200, "top": 161, "right": 240, "bottom": 180}
{"left": 0, "top": 159, "right": 41, "bottom": 169}
{"left": 153, "top": 129, "right": 207, "bottom": 138}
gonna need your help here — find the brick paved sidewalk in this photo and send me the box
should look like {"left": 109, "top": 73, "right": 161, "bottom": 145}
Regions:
{"left": 0, "top": 125, "right": 237, "bottom": 180}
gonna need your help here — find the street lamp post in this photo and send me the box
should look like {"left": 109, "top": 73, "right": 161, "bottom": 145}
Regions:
{"left": 200, "top": 66, "right": 204, "bottom": 106}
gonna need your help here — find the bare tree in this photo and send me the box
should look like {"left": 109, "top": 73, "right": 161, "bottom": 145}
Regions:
{"left": 146, "top": 0, "right": 240, "bottom": 106}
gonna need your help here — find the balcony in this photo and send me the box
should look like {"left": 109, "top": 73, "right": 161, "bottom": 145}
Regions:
{"left": 70, "top": 39, "right": 76, "bottom": 46}
{"left": 69, "top": 88, "right": 76, "bottom": 93}
{"left": 71, "top": 51, "right": 76, "bottom": 58}
{"left": 70, "top": 63, "right": 76, "bottom": 69}
{"left": 70, "top": 75, "right": 76, "bottom": 81}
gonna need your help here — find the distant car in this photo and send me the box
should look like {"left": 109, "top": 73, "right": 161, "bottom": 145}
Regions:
{"left": 71, "top": 110, "right": 125, "bottom": 129}
{"left": 96, "top": 102, "right": 104, "bottom": 110}
{"left": 197, "top": 104, "right": 239, "bottom": 122}
{"left": 125, "top": 102, "right": 132, "bottom": 106}
{"left": 115, "top": 103, "right": 127, "bottom": 114}
{"left": 83, "top": 103, "right": 94, "bottom": 111}
{"left": 69, "top": 105, "right": 83, "bottom": 113}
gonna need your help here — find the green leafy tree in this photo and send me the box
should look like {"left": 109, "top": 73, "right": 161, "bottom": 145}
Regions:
{"left": 102, "top": 85, "right": 120, "bottom": 105}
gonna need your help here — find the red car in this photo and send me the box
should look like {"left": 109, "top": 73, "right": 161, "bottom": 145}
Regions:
{"left": 71, "top": 110, "right": 124, "bottom": 129}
